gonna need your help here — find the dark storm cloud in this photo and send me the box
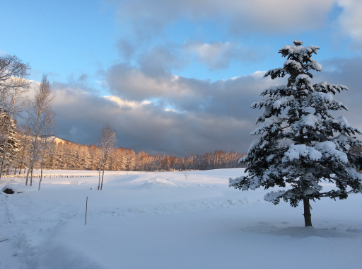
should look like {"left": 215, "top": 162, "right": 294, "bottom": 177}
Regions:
{"left": 51, "top": 87, "right": 120, "bottom": 143}
{"left": 87, "top": 64, "right": 280, "bottom": 155}
{"left": 50, "top": 67, "right": 276, "bottom": 156}
{"left": 315, "top": 57, "right": 362, "bottom": 130}
{"left": 50, "top": 84, "right": 257, "bottom": 156}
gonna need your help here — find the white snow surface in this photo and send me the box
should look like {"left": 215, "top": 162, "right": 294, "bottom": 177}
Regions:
{"left": 1, "top": 169, "right": 362, "bottom": 269}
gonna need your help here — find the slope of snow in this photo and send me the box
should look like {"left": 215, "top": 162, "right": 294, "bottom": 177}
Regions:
{"left": 0, "top": 169, "right": 361, "bottom": 268}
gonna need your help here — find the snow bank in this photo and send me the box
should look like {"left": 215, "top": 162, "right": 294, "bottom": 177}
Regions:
{"left": 138, "top": 177, "right": 177, "bottom": 189}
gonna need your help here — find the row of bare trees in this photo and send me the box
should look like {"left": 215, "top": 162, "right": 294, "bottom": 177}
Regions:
{"left": 0, "top": 55, "right": 55, "bottom": 188}
{"left": 12, "top": 137, "right": 245, "bottom": 172}
{"left": 3, "top": 111, "right": 244, "bottom": 176}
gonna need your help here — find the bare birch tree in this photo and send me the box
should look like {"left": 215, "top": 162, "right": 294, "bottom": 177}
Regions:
{"left": 38, "top": 110, "right": 56, "bottom": 190}
{"left": 25, "top": 75, "right": 54, "bottom": 186}
{"left": 0, "top": 77, "right": 30, "bottom": 179}
{"left": 0, "top": 55, "right": 29, "bottom": 96}
{"left": 97, "top": 126, "right": 116, "bottom": 190}
{"left": 0, "top": 55, "right": 30, "bottom": 180}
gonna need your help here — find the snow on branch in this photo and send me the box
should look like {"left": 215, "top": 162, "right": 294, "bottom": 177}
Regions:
{"left": 264, "top": 68, "right": 286, "bottom": 79}
{"left": 327, "top": 116, "right": 362, "bottom": 136}
{"left": 278, "top": 45, "right": 320, "bottom": 59}
{"left": 314, "top": 141, "right": 348, "bottom": 164}
{"left": 264, "top": 190, "right": 286, "bottom": 204}
{"left": 282, "top": 144, "right": 322, "bottom": 162}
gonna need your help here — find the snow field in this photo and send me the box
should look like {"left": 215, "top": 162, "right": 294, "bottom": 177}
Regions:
{"left": 0, "top": 169, "right": 362, "bottom": 268}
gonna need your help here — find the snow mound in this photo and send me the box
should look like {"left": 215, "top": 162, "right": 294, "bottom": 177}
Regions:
{"left": 138, "top": 178, "right": 176, "bottom": 189}
{"left": 268, "top": 227, "right": 356, "bottom": 238}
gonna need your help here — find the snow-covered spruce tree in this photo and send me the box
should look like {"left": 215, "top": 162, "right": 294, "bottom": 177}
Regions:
{"left": 0, "top": 109, "right": 19, "bottom": 174}
{"left": 229, "top": 40, "right": 362, "bottom": 227}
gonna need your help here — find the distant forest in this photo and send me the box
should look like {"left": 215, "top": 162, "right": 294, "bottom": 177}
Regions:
{"left": 12, "top": 133, "right": 246, "bottom": 174}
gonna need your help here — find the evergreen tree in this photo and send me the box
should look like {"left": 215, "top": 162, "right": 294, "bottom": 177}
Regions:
{"left": 230, "top": 40, "right": 362, "bottom": 227}
{"left": 0, "top": 109, "right": 19, "bottom": 173}
{"left": 14, "top": 127, "right": 32, "bottom": 174}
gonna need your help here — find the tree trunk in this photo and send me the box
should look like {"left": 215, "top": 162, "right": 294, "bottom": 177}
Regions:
{"left": 25, "top": 167, "right": 29, "bottom": 185}
{"left": 98, "top": 169, "right": 101, "bottom": 190}
{"left": 39, "top": 157, "right": 44, "bottom": 190}
{"left": 38, "top": 175, "right": 42, "bottom": 190}
{"left": 30, "top": 168, "right": 33, "bottom": 186}
{"left": 303, "top": 198, "right": 312, "bottom": 227}
{"left": 100, "top": 169, "right": 105, "bottom": 190}
{"left": 100, "top": 156, "right": 107, "bottom": 190}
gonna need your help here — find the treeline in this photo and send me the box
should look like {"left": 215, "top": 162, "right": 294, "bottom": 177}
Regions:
{"left": 10, "top": 135, "right": 245, "bottom": 173}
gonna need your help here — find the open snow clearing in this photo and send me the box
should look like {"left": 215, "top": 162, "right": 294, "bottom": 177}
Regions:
{"left": 0, "top": 169, "right": 361, "bottom": 268}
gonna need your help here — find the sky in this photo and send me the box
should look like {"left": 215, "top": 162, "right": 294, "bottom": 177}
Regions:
{"left": 1, "top": 0, "right": 362, "bottom": 156}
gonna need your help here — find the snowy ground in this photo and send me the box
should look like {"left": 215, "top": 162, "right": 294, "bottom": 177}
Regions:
{"left": 1, "top": 169, "right": 362, "bottom": 269}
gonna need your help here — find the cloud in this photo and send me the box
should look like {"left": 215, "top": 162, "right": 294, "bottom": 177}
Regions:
{"left": 47, "top": 64, "right": 279, "bottom": 156}
{"left": 108, "top": 0, "right": 335, "bottom": 39}
{"left": 116, "top": 41, "right": 266, "bottom": 75}
{"left": 96, "top": 62, "right": 281, "bottom": 155}
{"left": 137, "top": 45, "right": 187, "bottom": 76}
{"left": 51, "top": 87, "right": 122, "bottom": 144}
{"left": 336, "top": 0, "right": 362, "bottom": 48}
{"left": 116, "top": 40, "right": 135, "bottom": 60}
{"left": 53, "top": 75, "right": 100, "bottom": 95}
{"left": 182, "top": 41, "right": 267, "bottom": 70}
{"left": 40, "top": 53, "right": 362, "bottom": 157}
{"left": 49, "top": 84, "right": 257, "bottom": 156}
{"left": 67, "top": 73, "right": 88, "bottom": 84}
{"left": 315, "top": 57, "right": 362, "bottom": 131}
{"left": 105, "top": 63, "right": 193, "bottom": 101}
{"left": 104, "top": 61, "right": 274, "bottom": 118}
